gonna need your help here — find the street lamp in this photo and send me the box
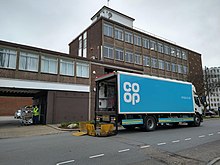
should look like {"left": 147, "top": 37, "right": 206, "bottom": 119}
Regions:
{"left": 205, "top": 66, "right": 211, "bottom": 110}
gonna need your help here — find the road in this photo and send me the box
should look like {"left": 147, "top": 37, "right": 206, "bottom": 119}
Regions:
{"left": 0, "top": 119, "right": 220, "bottom": 165}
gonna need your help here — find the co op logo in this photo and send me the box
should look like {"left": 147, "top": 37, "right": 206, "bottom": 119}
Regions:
{"left": 123, "top": 82, "right": 140, "bottom": 105}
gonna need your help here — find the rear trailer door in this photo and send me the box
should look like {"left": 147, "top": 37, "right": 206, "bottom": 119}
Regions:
{"left": 117, "top": 72, "right": 194, "bottom": 114}
{"left": 95, "top": 73, "right": 119, "bottom": 133}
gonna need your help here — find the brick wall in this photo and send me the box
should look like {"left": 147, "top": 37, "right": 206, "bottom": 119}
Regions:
{"left": 0, "top": 97, "right": 33, "bottom": 116}
{"left": 188, "top": 51, "right": 204, "bottom": 95}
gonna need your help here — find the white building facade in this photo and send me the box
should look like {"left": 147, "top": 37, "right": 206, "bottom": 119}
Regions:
{"left": 204, "top": 67, "right": 220, "bottom": 110}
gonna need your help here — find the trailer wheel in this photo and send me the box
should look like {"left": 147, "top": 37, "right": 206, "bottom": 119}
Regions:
{"left": 143, "top": 116, "right": 156, "bottom": 131}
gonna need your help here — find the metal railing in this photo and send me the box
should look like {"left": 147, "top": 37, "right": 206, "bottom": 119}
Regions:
{"left": 133, "top": 26, "right": 176, "bottom": 45}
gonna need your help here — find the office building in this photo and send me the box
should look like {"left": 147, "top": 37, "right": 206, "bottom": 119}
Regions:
{"left": 0, "top": 6, "right": 203, "bottom": 123}
{"left": 204, "top": 67, "right": 220, "bottom": 110}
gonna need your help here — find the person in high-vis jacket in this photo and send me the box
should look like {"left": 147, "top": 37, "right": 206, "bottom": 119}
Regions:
{"left": 33, "top": 105, "right": 39, "bottom": 125}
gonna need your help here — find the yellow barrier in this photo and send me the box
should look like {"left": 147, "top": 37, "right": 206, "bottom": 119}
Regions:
{"left": 100, "top": 124, "right": 114, "bottom": 136}
{"left": 72, "top": 131, "right": 87, "bottom": 136}
{"left": 86, "top": 124, "right": 96, "bottom": 136}
{"left": 72, "top": 122, "right": 90, "bottom": 136}
{"left": 73, "top": 123, "right": 115, "bottom": 137}
{"left": 79, "top": 122, "right": 89, "bottom": 132}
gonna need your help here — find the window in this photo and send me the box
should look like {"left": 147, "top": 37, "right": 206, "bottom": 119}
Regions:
{"left": 142, "top": 38, "right": 149, "bottom": 49}
{"left": 115, "top": 48, "right": 124, "bottom": 61}
{"left": 172, "top": 63, "right": 177, "bottom": 72}
{"left": 182, "top": 50, "right": 188, "bottom": 60}
{"left": 194, "top": 97, "right": 201, "bottom": 107}
{"left": 83, "top": 32, "right": 87, "bottom": 58}
{"left": 115, "top": 28, "right": 123, "bottom": 41}
{"left": 143, "top": 56, "right": 150, "bottom": 67}
{"left": 103, "top": 45, "right": 114, "bottom": 59}
{"left": 78, "top": 36, "right": 82, "bottom": 57}
{"left": 158, "top": 59, "right": 164, "bottom": 70}
{"left": 183, "top": 66, "right": 188, "bottom": 74}
{"left": 76, "top": 62, "right": 89, "bottom": 78}
{"left": 125, "top": 31, "right": 133, "bottom": 44}
{"left": 177, "top": 64, "right": 182, "bottom": 73}
{"left": 165, "top": 61, "right": 171, "bottom": 71}
{"left": 134, "top": 35, "right": 142, "bottom": 46}
{"left": 125, "top": 51, "right": 133, "bottom": 63}
{"left": 151, "top": 58, "right": 158, "bottom": 68}
{"left": 150, "top": 40, "right": 157, "bottom": 51}
{"left": 60, "top": 59, "right": 74, "bottom": 76}
{"left": 176, "top": 49, "right": 181, "bottom": 58}
{"left": 103, "top": 23, "right": 113, "bottom": 37}
{"left": 171, "top": 47, "right": 176, "bottom": 56}
{"left": 158, "top": 43, "right": 164, "bottom": 53}
{"left": 134, "top": 53, "right": 142, "bottom": 65}
{"left": 0, "top": 48, "right": 17, "bottom": 69}
{"left": 164, "top": 45, "right": 170, "bottom": 55}
{"left": 41, "top": 56, "right": 58, "bottom": 74}
{"left": 19, "top": 52, "right": 39, "bottom": 72}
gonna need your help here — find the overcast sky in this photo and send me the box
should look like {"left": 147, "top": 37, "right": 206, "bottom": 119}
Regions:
{"left": 0, "top": 0, "right": 219, "bottom": 67}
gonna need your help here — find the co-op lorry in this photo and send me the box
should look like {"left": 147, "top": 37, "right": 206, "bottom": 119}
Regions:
{"left": 94, "top": 71, "right": 203, "bottom": 133}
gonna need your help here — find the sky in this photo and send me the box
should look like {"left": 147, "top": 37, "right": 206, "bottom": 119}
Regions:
{"left": 0, "top": 0, "right": 219, "bottom": 68}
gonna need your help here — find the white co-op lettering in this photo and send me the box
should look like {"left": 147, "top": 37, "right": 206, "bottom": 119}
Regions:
{"left": 123, "top": 82, "right": 140, "bottom": 105}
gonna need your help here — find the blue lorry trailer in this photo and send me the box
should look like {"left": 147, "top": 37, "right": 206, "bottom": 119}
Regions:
{"left": 95, "top": 71, "right": 203, "bottom": 132}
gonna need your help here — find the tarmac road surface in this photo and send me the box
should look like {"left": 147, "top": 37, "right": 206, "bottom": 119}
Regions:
{"left": 1, "top": 117, "right": 220, "bottom": 164}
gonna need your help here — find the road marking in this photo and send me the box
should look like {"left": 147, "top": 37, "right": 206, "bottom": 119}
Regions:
{"left": 185, "top": 138, "right": 191, "bottom": 141}
{"left": 199, "top": 135, "right": 205, "bottom": 138}
{"left": 172, "top": 140, "right": 180, "bottom": 143}
{"left": 56, "top": 160, "right": 75, "bottom": 165}
{"left": 140, "top": 145, "right": 150, "bottom": 149}
{"left": 157, "top": 142, "right": 166, "bottom": 146}
{"left": 89, "top": 154, "right": 104, "bottom": 159}
{"left": 118, "top": 149, "right": 130, "bottom": 153}
{"left": 208, "top": 133, "right": 214, "bottom": 136}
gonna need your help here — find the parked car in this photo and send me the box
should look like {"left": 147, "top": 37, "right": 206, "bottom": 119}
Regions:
{"left": 14, "top": 109, "right": 22, "bottom": 119}
{"left": 14, "top": 105, "right": 33, "bottom": 119}
{"left": 205, "top": 109, "right": 217, "bottom": 116}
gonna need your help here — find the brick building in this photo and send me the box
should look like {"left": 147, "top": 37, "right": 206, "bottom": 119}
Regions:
{"left": 0, "top": 97, "right": 32, "bottom": 116}
{"left": 0, "top": 41, "right": 90, "bottom": 124}
{"left": 0, "top": 6, "right": 203, "bottom": 123}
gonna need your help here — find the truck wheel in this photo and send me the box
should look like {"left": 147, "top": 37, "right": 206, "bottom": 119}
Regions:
{"left": 143, "top": 116, "right": 156, "bottom": 131}
{"left": 193, "top": 114, "right": 201, "bottom": 127}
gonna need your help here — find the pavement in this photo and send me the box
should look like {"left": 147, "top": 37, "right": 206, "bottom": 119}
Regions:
{"left": 0, "top": 116, "right": 72, "bottom": 139}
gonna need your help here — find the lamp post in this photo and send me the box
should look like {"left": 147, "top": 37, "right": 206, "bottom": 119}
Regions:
{"left": 204, "top": 66, "right": 211, "bottom": 110}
